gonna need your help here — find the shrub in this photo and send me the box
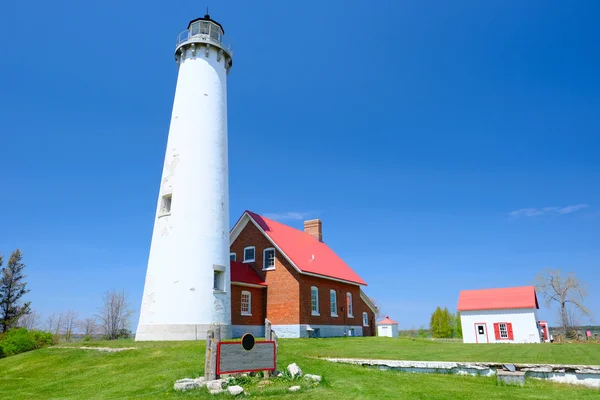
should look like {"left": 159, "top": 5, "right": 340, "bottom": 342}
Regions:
{"left": 0, "top": 328, "right": 54, "bottom": 358}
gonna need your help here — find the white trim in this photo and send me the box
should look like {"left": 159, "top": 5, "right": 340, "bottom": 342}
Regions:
{"left": 230, "top": 212, "right": 366, "bottom": 287}
{"left": 360, "top": 290, "right": 378, "bottom": 314}
{"left": 346, "top": 292, "right": 354, "bottom": 318}
{"left": 229, "top": 252, "right": 236, "bottom": 261}
{"left": 243, "top": 246, "right": 256, "bottom": 263}
{"left": 330, "top": 289, "right": 338, "bottom": 317}
{"left": 311, "top": 286, "right": 320, "bottom": 316}
{"left": 241, "top": 290, "right": 252, "bottom": 316}
{"left": 362, "top": 312, "right": 369, "bottom": 327}
{"left": 231, "top": 282, "right": 266, "bottom": 289}
{"left": 263, "top": 247, "right": 276, "bottom": 271}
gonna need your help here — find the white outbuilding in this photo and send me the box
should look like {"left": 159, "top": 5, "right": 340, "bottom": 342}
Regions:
{"left": 377, "top": 316, "right": 399, "bottom": 337}
{"left": 457, "top": 285, "right": 543, "bottom": 344}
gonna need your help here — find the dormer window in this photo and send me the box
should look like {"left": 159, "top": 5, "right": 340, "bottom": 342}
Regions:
{"left": 263, "top": 248, "right": 275, "bottom": 270}
{"left": 243, "top": 246, "right": 255, "bottom": 262}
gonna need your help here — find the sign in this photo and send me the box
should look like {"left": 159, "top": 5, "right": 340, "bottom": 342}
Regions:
{"left": 217, "top": 334, "right": 276, "bottom": 374}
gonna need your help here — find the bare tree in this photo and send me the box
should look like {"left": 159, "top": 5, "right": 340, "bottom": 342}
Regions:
{"left": 46, "top": 312, "right": 64, "bottom": 336}
{"left": 369, "top": 297, "right": 383, "bottom": 321}
{"left": 62, "top": 310, "right": 78, "bottom": 342}
{"left": 77, "top": 317, "right": 98, "bottom": 337}
{"left": 535, "top": 268, "right": 592, "bottom": 338}
{"left": 17, "top": 309, "right": 41, "bottom": 330}
{"left": 97, "top": 289, "right": 134, "bottom": 340}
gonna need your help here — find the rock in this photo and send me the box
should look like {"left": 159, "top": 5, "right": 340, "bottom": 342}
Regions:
{"left": 194, "top": 377, "right": 206, "bottom": 386}
{"left": 209, "top": 388, "right": 224, "bottom": 395}
{"left": 174, "top": 379, "right": 201, "bottom": 391}
{"left": 289, "top": 385, "right": 301, "bottom": 392}
{"left": 205, "top": 379, "right": 227, "bottom": 390}
{"left": 304, "top": 374, "right": 322, "bottom": 382}
{"left": 287, "top": 363, "right": 303, "bottom": 378}
{"left": 228, "top": 385, "right": 244, "bottom": 395}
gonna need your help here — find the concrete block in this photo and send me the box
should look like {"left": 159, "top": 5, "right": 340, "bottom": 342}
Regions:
{"left": 497, "top": 370, "right": 525, "bottom": 386}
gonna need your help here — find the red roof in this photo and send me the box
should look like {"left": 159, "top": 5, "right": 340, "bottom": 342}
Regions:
{"left": 230, "top": 260, "right": 266, "bottom": 286}
{"left": 242, "top": 211, "right": 367, "bottom": 286}
{"left": 457, "top": 285, "right": 539, "bottom": 311}
{"left": 377, "top": 316, "right": 398, "bottom": 325}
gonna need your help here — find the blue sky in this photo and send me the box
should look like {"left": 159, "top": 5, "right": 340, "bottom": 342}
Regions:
{"left": 1, "top": 0, "right": 598, "bottom": 330}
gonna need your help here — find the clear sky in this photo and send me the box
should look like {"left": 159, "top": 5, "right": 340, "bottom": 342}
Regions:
{"left": 1, "top": 0, "right": 598, "bottom": 331}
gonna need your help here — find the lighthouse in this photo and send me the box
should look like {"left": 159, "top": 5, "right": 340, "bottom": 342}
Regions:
{"left": 136, "top": 15, "right": 233, "bottom": 341}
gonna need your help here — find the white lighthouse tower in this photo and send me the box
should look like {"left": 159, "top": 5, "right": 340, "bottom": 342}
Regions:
{"left": 136, "top": 14, "right": 233, "bottom": 341}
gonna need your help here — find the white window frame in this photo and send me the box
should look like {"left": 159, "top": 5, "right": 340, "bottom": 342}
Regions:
{"left": 330, "top": 289, "right": 338, "bottom": 317}
{"left": 230, "top": 252, "right": 236, "bottom": 261}
{"left": 311, "top": 286, "right": 320, "bottom": 316}
{"left": 363, "top": 312, "right": 369, "bottom": 326}
{"left": 243, "top": 246, "right": 255, "bottom": 263}
{"left": 263, "top": 247, "right": 276, "bottom": 271}
{"left": 346, "top": 292, "right": 354, "bottom": 318}
{"left": 241, "top": 290, "right": 252, "bottom": 316}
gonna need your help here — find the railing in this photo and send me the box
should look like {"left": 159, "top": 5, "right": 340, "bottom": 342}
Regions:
{"left": 176, "top": 28, "right": 232, "bottom": 56}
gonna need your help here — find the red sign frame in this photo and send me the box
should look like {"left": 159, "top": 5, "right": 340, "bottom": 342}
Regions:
{"left": 216, "top": 340, "right": 276, "bottom": 374}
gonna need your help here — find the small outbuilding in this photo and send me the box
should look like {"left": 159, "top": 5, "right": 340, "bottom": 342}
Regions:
{"left": 457, "top": 285, "right": 543, "bottom": 344}
{"left": 377, "top": 316, "right": 399, "bottom": 337}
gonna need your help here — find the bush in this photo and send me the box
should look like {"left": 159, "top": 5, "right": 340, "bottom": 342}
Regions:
{"left": 0, "top": 328, "right": 54, "bottom": 358}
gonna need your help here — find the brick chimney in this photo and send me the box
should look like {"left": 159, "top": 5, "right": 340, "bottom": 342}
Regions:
{"left": 304, "top": 219, "right": 322, "bottom": 242}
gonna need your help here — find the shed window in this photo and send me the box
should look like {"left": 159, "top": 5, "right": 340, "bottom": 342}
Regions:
{"left": 493, "top": 322, "right": 514, "bottom": 340}
{"left": 311, "top": 286, "right": 319, "bottom": 316}
{"left": 241, "top": 291, "right": 251, "bottom": 316}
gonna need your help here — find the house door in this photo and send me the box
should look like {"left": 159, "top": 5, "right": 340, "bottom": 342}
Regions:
{"left": 475, "top": 323, "right": 488, "bottom": 343}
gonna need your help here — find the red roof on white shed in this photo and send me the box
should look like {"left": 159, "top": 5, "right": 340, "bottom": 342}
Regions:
{"left": 457, "top": 285, "right": 539, "bottom": 311}
{"left": 377, "top": 316, "right": 398, "bottom": 325}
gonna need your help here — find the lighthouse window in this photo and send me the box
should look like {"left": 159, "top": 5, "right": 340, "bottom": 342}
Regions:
{"left": 160, "top": 194, "right": 172, "bottom": 216}
{"left": 213, "top": 270, "right": 224, "bottom": 292}
{"left": 243, "top": 246, "right": 255, "bottom": 262}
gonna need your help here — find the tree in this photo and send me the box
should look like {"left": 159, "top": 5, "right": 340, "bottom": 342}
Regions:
{"left": 17, "top": 309, "right": 41, "bottom": 330}
{"left": 97, "top": 289, "right": 134, "bottom": 340}
{"left": 369, "top": 297, "right": 383, "bottom": 321}
{"left": 454, "top": 311, "right": 463, "bottom": 338}
{"left": 0, "top": 249, "right": 32, "bottom": 332}
{"left": 535, "top": 269, "right": 592, "bottom": 338}
{"left": 78, "top": 317, "right": 98, "bottom": 338}
{"left": 62, "top": 310, "right": 78, "bottom": 342}
{"left": 430, "top": 306, "right": 453, "bottom": 338}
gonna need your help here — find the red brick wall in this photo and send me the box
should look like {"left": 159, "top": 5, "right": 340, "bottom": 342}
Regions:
{"left": 231, "top": 284, "right": 266, "bottom": 326}
{"left": 230, "top": 220, "right": 301, "bottom": 325}
{"left": 298, "top": 275, "right": 376, "bottom": 335}
{"left": 230, "top": 216, "right": 375, "bottom": 335}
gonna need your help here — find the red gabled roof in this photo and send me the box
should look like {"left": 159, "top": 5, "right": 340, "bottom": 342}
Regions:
{"left": 230, "top": 260, "right": 267, "bottom": 286}
{"left": 377, "top": 316, "right": 398, "bottom": 325}
{"left": 242, "top": 211, "right": 367, "bottom": 286}
{"left": 457, "top": 285, "right": 539, "bottom": 311}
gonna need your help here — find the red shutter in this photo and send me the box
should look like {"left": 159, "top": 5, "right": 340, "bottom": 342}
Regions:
{"left": 507, "top": 323, "right": 514, "bottom": 340}
{"left": 493, "top": 323, "right": 500, "bottom": 340}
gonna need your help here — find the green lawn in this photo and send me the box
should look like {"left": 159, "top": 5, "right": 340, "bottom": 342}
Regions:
{"left": 0, "top": 337, "right": 598, "bottom": 399}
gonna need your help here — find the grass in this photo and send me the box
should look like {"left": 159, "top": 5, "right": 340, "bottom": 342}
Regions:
{"left": 0, "top": 337, "right": 598, "bottom": 399}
